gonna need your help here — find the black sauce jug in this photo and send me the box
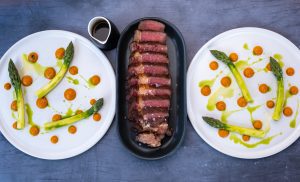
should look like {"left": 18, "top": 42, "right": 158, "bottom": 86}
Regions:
{"left": 88, "top": 16, "right": 119, "bottom": 50}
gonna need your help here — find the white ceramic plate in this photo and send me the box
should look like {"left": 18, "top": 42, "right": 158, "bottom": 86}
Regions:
{"left": 0, "top": 30, "right": 116, "bottom": 160}
{"left": 187, "top": 27, "right": 300, "bottom": 159}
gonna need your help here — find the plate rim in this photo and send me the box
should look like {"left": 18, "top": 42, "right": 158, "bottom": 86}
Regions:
{"left": 187, "top": 27, "right": 300, "bottom": 159}
{"left": 0, "top": 30, "right": 116, "bottom": 160}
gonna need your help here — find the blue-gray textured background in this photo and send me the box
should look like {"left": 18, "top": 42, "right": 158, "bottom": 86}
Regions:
{"left": 0, "top": 0, "right": 299, "bottom": 181}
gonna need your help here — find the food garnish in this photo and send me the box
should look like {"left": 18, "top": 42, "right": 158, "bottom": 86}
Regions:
{"left": 35, "top": 42, "right": 74, "bottom": 98}
{"left": 44, "top": 67, "right": 56, "bottom": 79}
{"left": 69, "top": 66, "right": 78, "bottom": 75}
{"left": 243, "top": 67, "right": 254, "bottom": 78}
{"left": 201, "top": 85, "right": 211, "bottom": 96}
{"left": 4, "top": 82, "right": 11, "bottom": 90}
{"left": 21, "top": 75, "right": 33, "bottom": 86}
{"left": 36, "top": 97, "right": 48, "bottom": 109}
{"left": 210, "top": 50, "right": 253, "bottom": 102}
{"left": 202, "top": 116, "right": 266, "bottom": 138}
{"left": 242, "top": 135, "right": 250, "bottom": 141}
{"left": 28, "top": 52, "right": 38, "bottom": 63}
{"left": 266, "top": 100, "right": 275, "bottom": 109}
{"left": 55, "top": 48, "right": 65, "bottom": 59}
{"left": 89, "top": 75, "right": 101, "bottom": 86}
{"left": 68, "top": 125, "right": 77, "bottom": 134}
{"left": 258, "top": 83, "right": 269, "bottom": 93}
{"left": 64, "top": 88, "right": 76, "bottom": 101}
{"left": 270, "top": 57, "right": 284, "bottom": 120}
{"left": 265, "top": 63, "right": 271, "bottom": 71}
{"left": 283, "top": 106, "right": 293, "bottom": 117}
{"left": 216, "top": 101, "right": 226, "bottom": 111}
{"left": 93, "top": 113, "right": 101, "bottom": 121}
{"left": 218, "top": 129, "right": 229, "bottom": 138}
{"left": 8, "top": 60, "right": 25, "bottom": 129}
{"left": 253, "top": 120, "right": 263, "bottom": 130}
{"left": 50, "top": 135, "right": 59, "bottom": 144}
{"left": 237, "top": 96, "right": 247, "bottom": 107}
{"left": 229, "top": 52, "right": 238, "bottom": 62}
{"left": 90, "top": 99, "right": 96, "bottom": 105}
{"left": 12, "top": 121, "right": 18, "bottom": 129}
{"left": 44, "top": 98, "right": 103, "bottom": 131}
{"left": 253, "top": 46, "right": 263, "bottom": 55}
{"left": 29, "top": 125, "right": 40, "bottom": 136}
{"left": 52, "top": 114, "right": 62, "bottom": 121}
{"left": 209, "top": 61, "right": 219, "bottom": 70}
{"left": 289, "top": 86, "right": 298, "bottom": 95}
{"left": 220, "top": 76, "right": 231, "bottom": 87}
{"left": 286, "top": 67, "right": 294, "bottom": 76}
{"left": 11, "top": 100, "right": 18, "bottom": 111}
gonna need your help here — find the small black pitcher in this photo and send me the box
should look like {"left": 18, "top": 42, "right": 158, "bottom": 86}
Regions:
{"left": 88, "top": 16, "right": 119, "bottom": 50}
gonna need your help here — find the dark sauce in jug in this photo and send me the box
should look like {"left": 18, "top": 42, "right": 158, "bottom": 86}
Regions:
{"left": 92, "top": 21, "right": 110, "bottom": 42}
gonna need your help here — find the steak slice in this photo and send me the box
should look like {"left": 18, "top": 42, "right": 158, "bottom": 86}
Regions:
{"left": 134, "top": 30, "right": 166, "bottom": 44}
{"left": 130, "top": 42, "right": 168, "bottom": 54}
{"left": 138, "top": 20, "right": 165, "bottom": 32}
{"left": 128, "top": 99, "right": 170, "bottom": 112}
{"left": 128, "top": 87, "right": 171, "bottom": 100}
{"left": 129, "top": 52, "right": 169, "bottom": 65}
{"left": 136, "top": 133, "right": 161, "bottom": 147}
{"left": 137, "top": 121, "right": 169, "bottom": 135}
{"left": 128, "top": 76, "right": 171, "bottom": 88}
{"left": 142, "top": 112, "right": 169, "bottom": 122}
{"left": 128, "top": 65, "right": 169, "bottom": 77}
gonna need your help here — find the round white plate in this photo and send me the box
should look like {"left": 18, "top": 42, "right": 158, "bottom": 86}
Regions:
{"left": 0, "top": 30, "right": 116, "bottom": 160}
{"left": 187, "top": 27, "right": 300, "bottom": 159}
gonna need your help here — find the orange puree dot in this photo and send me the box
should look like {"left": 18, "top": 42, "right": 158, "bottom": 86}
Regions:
{"left": 221, "top": 76, "right": 231, "bottom": 87}
{"left": 201, "top": 85, "right": 211, "bottom": 96}
{"left": 218, "top": 129, "right": 229, "bottom": 138}
{"left": 216, "top": 101, "right": 226, "bottom": 111}
{"left": 237, "top": 96, "right": 247, "bottom": 107}
{"left": 68, "top": 125, "right": 77, "bottom": 134}
{"left": 209, "top": 61, "right": 219, "bottom": 70}
{"left": 93, "top": 113, "right": 101, "bottom": 121}
{"left": 242, "top": 135, "right": 250, "bottom": 142}
{"left": 229, "top": 53, "right": 238, "bottom": 62}
{"left": 243, "top": 67, "right": 254, "bottom": 78}
{"left": 266, "top": 100, "right": 275, "bottom": 108}
{"left": 29, "top": 125, "right": 40, "bottom": 136}
{"left": 253, "top": 46, "right": 263, "bottom": 55}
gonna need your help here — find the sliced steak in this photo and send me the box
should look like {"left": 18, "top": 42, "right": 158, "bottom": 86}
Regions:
{"left": 138, "top": 20, "right": 165, "bottom": 32}
{"left": 127, "top": 20, "right": 171, "bottom": 148}
{"left": 134, "top": 30, "right": 166, "bottom": 44}
{"left": 130, "top": 42, "right": 168, "bottom": 54}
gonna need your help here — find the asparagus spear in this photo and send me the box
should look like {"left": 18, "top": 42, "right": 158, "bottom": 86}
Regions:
{"left": 270, "top": 57, "right": 284, "bottom": 120}
{"left": 8, "top": 59, "right": 25, "bottom": 129}
{"left": 35, "top": 42, "right": 74, "bottom": 98}
{"left": 202, "top": 116, "right": 266, "bottom": 138}
{"left": 210, "top": 50, "right": 253, "bottom": 103}
{"left": 44, "top": 98, "right": 103, "bottom": 131}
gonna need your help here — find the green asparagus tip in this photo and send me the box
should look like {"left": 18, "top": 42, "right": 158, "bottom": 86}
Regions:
{"left": 202, "top": 116, "right": 227, "bottom": 129}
